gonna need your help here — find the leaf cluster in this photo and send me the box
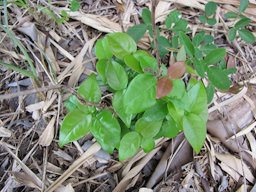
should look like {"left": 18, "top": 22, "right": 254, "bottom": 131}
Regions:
{"left": 59, "top": 6, "right": 237, "bottom": 160}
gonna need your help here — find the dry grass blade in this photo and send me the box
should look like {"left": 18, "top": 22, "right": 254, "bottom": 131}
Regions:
{"left": 68, "top": 12, "right": 122, "bottom": 33}
{"left": 38, "top": 116, "right": 56, "bottom": 146}
{"left": 0, "top": 142, "right": 43, "bottom": 189}
{"left": 46, "top": 142, "right": 101, "bottom": 192}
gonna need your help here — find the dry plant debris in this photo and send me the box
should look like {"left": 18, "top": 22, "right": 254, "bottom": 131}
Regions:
{"left": 0, "top": 0, "right": 256, "bottom": 191}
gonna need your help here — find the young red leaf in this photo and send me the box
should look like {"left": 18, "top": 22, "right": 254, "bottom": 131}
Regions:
{"left": 156, "top": 77, "right": 173, "bottom": 99}
{"left": 167, "top": 61, "right": 186, "bottom": 79}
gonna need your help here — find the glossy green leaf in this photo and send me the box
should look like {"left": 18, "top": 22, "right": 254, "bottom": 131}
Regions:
{"left": 239, "top": 0, "right": 249, "bottom": 13}
{"left": 106, "top": 32, "right": 136, "bottom": 59}
{"left": 155, "top": 116, "right": 181, "bottom": 138}
{"left": 91, "top": 110, "right": 121, "bottom": 153}
{"left": 207, "top": 67, "right": 232, "bottom": 90}
{"left": 64, "top": 95, "right": 95, "bottom": 113}
{"left": 95, "top": 39, "right": 112, "bottom": 59}
{"left": 123, "top": 74, "right": 157, "bottom": 114}
{"left": 135, "top": 117, "right": 162, "bottom": 138}
{"left": 142, "top": 8, "right": 152, "bottom": 25}
{"left": 187, "top": 82, "right": 208, "bottom": 114}
{"left": 119, "top": 132, "right": 141, "bottom": 161}
{"left": 127, "top": 24, "right": 147, "bottom": 43}
{"left": 204, "top": 35, "right": 214, "bottom": 44}
{"left": 205, "top": 2, "right": 217, "bottom": 17}
{"left": 235, "top": 17, "right": 251, "bottom": 29}
{"left": 112, "top": 90, "right": 132, "bottom": 128}
{"left": 167, "top": 79, "right": 185, "bottom": 99}
{"left": 133, "top": 50, "right": 158, "bottom": 73}
{"left": 183, "top": 113, "right": 206, "bottom": 153}
{"left": 96, "top": 59, "right": 108, "bottom": 82}
{"left": 123, "top": 54, "right": 143, "bottom": 73}
{"left": 179, "top": 32, "right": 195, "bottom": 58}
{"left": 238, "top": 29, "right": 255, "bottom": 43}
{"left": 141, "top": 138, "right": 155, "bottom": 153}
{"left": 143, "top": 100, "right": 168, "bottom": 121}
{"left": 206, "top": 83, "right": 215, "bottom": 103}
{"left": 106, "top": 60, "right": 128, "bottom": 90}
{"left": 59, "top": 109, "right": 92, "bottom": 147}
{"left": 228, "top": 28, "right": 237, "bottom": 42}
{"left": 167, "top": 102, "right": 184, "bottom": 127}
{"left": 224, "top": 12, "right": 238, "bottom": 19}
{"left": 204, "top": 48, "right": 226, "bottom": 65}
{"left": 78, "top": 74, "right": 101, "bottom": 103}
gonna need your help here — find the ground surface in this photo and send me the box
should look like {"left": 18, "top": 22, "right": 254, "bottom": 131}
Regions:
{"left": 0, "top": 0, "right": 256, "bottom": 191}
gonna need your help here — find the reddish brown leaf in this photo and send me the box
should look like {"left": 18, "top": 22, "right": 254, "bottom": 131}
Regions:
{"left": 156, "top": 77, "right": 173, "bottom": 99}
{"left": 167, "top": 61, "right": 186, "bottom": 79}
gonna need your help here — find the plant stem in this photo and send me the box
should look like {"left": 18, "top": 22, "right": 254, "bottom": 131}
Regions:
{"left": 151, "top": 0, "right": 161, "bottom": 74}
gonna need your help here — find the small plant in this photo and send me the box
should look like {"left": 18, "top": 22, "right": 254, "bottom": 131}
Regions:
{"left": 225, "top": 0, "right": 255, "bottom": 43}
{"left": 59, "top": 6, "right": 237, "bottom": 160}
{"left": 199, "top": 1, "right": 217, "bottom": 26}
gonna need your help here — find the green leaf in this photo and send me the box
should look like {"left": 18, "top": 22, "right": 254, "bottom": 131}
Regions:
{"left": 239, "top": 0, "right": 249, "bottom": 13}
{"left": 238, "top": 29, "right": 255, "bottom": 43}
{"left": 135, "top": 117, "right": 163, "bottom": 138}
{"left": 119, "top": 132, "right": 141, "bottom": 161}
{"left": 207, "top": 67, "right": 232, "bottom": 90}
{"left": 183, "top": 113, "right": 206, "bottom": 153}
{"left": 192, "top": 31, "right": 205, "bottom": 46}
{"left": 59, "top": 110, "right": 92, "bottom": 147}
{"left": 235, "top": 17, "right": 251, "bottom": 29}
{"left": 141, "top": 138, "right": 155, "bottom": 153}
{"left": 167, "top": 79, "right": 185, "bottom": 99}
{"left": 187, "top": 82, "right": 208, "bottom": 115}
{"left": 206, "top": 83, "right": 215, "bottom": 103}
{"left": 155, "top": 116, "right": 181, "bottom": 138}
{"left": 69, "top": 0, "right": 80, "bottom": 11}
{"left": 177, "top": 46, "right": 186, "bottom": 61}
{"left": 205, "top": 2, "right": 217, "bottom": 17}
{"left": 133, "top": 50, "right": 158, "bottom": 73}
{"left": 204, "top": 35, "right": 214, "bottom": 44}
{"left": 142, "top": 8, "right": 152, "bottom": 25}
{"left": 64, "top": 95, "right": 95, "bottom": 113}
{"left": 96, "top": 59, "right": 108, "bottom": 82}
{"left": 207, "top": 18, "right": 217, "bottom": 26}
{"left": 204, "top": 48, "right": 226, "bottom": 65}
{"left": 224, "top": 12, "right": 238, "bottom": 19}
{"left": 157, "top": 36, "right": 171, "bottom": 57}
{"left": 123, "top": 74, "right": 157, "bottom": 114}
{"left": 78, "top": 74, "right": 101, "bottom": 103}
{"left": 193, "top": 58, "right": 206, "bottom": 77}
{"left": 167, "top": 102, "right": 184, "bottom": 127}
{"left": 142, "top": 100, "right": 168, "bottom": 121}
{"left": 228, "top": 28, "right": 237, "bottom": 42}
{"left": 166, "top": 10, "right": 181, "bottom": 28}
{"left": 106, "top": 32, "right": 137, "bottom": 59}
{"left": 127, "top": 24, "right": 147, "bottom": 43}
{"left": 112, "top": 90, "right": 133, "bottom": 128}
{"left": 95, "top": 39, "right": 112, "bottom": 59}
{"left": 91, "top": 110, "right": 121, "bottom": 153}
{"left": 179, "top": 32, "right": 195, "bottom": 58}
{"left": 199, "top": 15, "right": 207, "bottom": 24}
{"left": 106, "top": 60, "right": 128, "bottom": 90}
{"left": 172, "top": 19, "right": 188, "bottom": 32}
{"left": 124, "top": 54, "right": 143, "bottom": 73}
